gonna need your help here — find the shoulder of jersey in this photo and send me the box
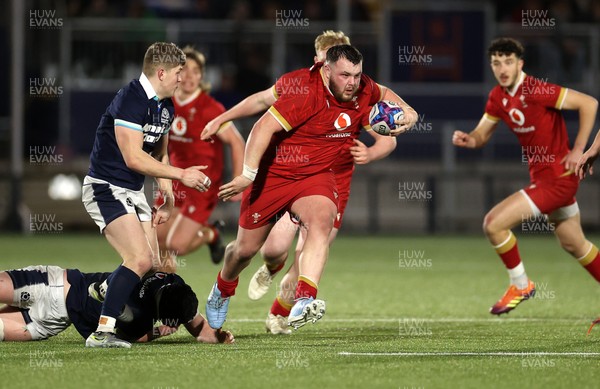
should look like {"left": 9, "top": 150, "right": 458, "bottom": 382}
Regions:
{"left": 115, "top": 79, "right": 147, "bottom": 104}
{"left": 488, "top": 84, "right": 503, "bottom": 99}
{"left": 282, "top": 66, "right": 313, "bottom": 81}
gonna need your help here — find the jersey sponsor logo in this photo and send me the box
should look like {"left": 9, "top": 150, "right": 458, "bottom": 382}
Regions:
{"left": 334, "top": 113, "right": 351, "bottom": 131}
{"left": 142, "top": 124, "right": 165, "bottom": 144}
{"left": 171, "top": 116, "right": 187, "bottom": 136}
{"left": 508, "top": 108, "right": 525, "bottom": 126}
{"left": 513, "top": 126, "right": 535, "bottom": 133}
{"left": 326, "top": 132, "right": 352, "bottom": 138}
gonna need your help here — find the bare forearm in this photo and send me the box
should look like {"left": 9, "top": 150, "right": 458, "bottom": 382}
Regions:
{"left": 126, "top": 149, "right": 183, "bottom": 181}
{"left": 245, "top": 123, "right": 276, "bottom": 169}
{"left": 573, "top": 100, "right": 599, "bottom": 152}
{"left": 230, "top": 140, "right": 245, "bottom": 177}
{"left": 381, "top": 87, "right": 418, "bottom": 124}
{"left": 220, "top": 90, "right": 274, "bottom": 123}
{"left": 155, "top": 154, "right": 174, "bottom": 201}
{"left": 586, "top": 129, "right": 600, "bottom": 154}
{"left": 184, "top": 315, "right": 202, "bottom": 338}
{"left": 367, "top": 136, "right": 396, "bottom": 161}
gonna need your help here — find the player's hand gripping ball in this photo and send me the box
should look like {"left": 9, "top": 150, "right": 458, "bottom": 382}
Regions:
{"left": 368, "top": 100, "right": 404, "bottom": 135}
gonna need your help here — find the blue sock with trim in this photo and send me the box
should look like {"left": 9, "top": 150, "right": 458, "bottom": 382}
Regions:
{"left": 99, "top": 265, "right": 140, "bottom": 323}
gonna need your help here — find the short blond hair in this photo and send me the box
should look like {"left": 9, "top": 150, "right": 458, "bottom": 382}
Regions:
{"left": 182, "top": 46, "right": 211, "bottom": 93}
{"left": 142, "top": 42, "right": 186, "bottom": 77}
{"left": 314, "top": 30, "right": 350, "bottom": 53}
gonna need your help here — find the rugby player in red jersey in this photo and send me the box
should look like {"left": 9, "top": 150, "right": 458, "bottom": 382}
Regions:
{"left": 155, "top": 47, "right": 245, "bottom": 272}
{"left": 203, "top": 31, "right": 397, "bottom": 334}
{"left": 453, "top": 38, "right": 599, "bottom": 317}
{"left": 203, "top": 44, "right": 417, "bottom": 330}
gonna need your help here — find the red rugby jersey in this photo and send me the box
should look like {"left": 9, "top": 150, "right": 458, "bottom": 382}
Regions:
{"left": 169, "top": 90, "right": 225, "bottom": 180}
{"left": 267, "top": 63, "right": 381, "bottom": 178}
{"left": 484, "top": 72, "right": 570, "bottom": 182}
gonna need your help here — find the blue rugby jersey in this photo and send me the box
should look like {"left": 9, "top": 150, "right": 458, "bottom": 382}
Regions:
{"left": 87, "top": 73, "right": 175, "bottom": 190}
{"left": 66, "top": 270, "right": 186, "bottom": 341}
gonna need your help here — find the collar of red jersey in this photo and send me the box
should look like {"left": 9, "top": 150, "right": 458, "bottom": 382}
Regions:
{"left": 139, "top": 72, "right": 158, "bottom": 101}
{"left": 174, "top": 89, "right": 202, "bottom": 106}
{"left": 505, "top": 71, "right": 526, "bottom": 97}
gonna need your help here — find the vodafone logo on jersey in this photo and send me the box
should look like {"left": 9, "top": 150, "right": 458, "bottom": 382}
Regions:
{"left": 334, "top": 113, "right": 351, "bottom": 131}
{"left": 171, "top": 116, "right": 187, "bottom": 136}
{"left": 508, "top": 108, "right": 525, "bottom": 126}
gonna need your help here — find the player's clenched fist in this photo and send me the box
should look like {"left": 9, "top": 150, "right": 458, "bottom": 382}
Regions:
{"left": 452, "top": 130, "right": 476, "bottom": 148}
{"left": 180, "top": 165, "right": 211, "bottom": 192}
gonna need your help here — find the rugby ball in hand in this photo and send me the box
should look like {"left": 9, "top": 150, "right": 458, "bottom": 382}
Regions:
{"left": 368, "top": 100, "right": 404, "bottom": 135}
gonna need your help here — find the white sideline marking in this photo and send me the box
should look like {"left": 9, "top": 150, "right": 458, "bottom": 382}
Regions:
{"left": 229, "top": 317, "right": 586, "bottom": 323}
{"left": 338, "top": 352, "right": 600, "bottom": 357}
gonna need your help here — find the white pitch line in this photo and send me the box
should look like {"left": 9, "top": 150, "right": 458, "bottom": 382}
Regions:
{"left": 339, "top": 352, "right": 600, "bottom": 357}
{"left": 229, "top": 317, "right": 586, "bottom": 323}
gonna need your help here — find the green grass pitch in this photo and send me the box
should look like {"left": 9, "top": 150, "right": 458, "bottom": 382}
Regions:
{"left": 1, "top": 233, "right": 600, "bottom": 389}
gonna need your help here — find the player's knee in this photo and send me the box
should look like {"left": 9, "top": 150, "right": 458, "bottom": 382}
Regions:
{"left": 124, "top": 251, "right": 154, "bottom": 275}
{"left": 0, "top": 318, "right": 4, "bottom": 341}
{"left": 558, "top": 238, "right": 581, "bottom": 256}
{"left": 232, "top": 241, "right": 259, "bottom": 263}
{"left": 307, "top": 217, "right": 334, "bottom": 236}
{"left": 482, "top": 212, "right": 498, "bottom": 236}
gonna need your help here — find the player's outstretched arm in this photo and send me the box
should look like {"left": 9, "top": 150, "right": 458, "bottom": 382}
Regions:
{"left": 559, "top": 90, "right": 599, "bottom": 171}
{"left": 184, "top": 313, "right": 235, "bottom": 344}
{"left": 576, "top": 128, "right": 600, "bottom": 180}
{"left": 136, "top": 325, "right": 179, "bottom": 342}
{"left": 115, "top": 125, "right": 211, "bottom": 191}
{"left": 350, "top": 130, "right": 397, "bottom": 165}
{"left": 378, "top": 84, "right": 418, "bottom": 136}
{"left": 201, "top": 87, "right": 277, "bottom": 140}
{"left": 218, "top": 112, "right": 283, "bottom": 201}
{"left": 452, "top": 115, "right": 498, "bottom": 149}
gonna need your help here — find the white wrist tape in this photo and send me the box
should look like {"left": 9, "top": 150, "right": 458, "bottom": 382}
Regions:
{"left": 242, "top": 164, "right": 258, "bottom": 181}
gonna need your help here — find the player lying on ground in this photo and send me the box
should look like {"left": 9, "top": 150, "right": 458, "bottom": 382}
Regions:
{"left": 202, "top": 44, "right": 417, "bottom": 331}
{"left": 203, "top": 30, "right": 397, "bottom": 334}
{"left": 0, "top": 265, "right": 234, "bottom": 346}
{"left": 452, "top": 37, "right": 599, "bottom": 320}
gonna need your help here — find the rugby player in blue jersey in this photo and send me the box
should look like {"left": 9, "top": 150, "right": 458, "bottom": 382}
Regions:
{"left": 82, "top": 42, "right": 211, "bottom": 347}
{"left": 0, "top": 265, "right": 234, "bottom": 345}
